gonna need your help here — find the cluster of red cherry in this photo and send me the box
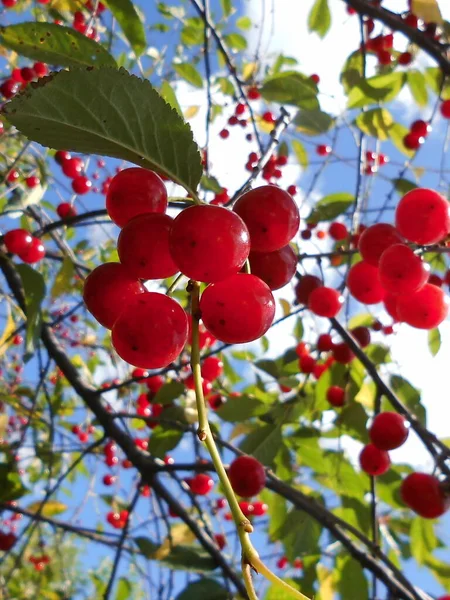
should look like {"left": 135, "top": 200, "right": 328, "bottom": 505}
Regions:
{"left": 53, "top": 150, "right": 92, "bottom": 196}
{"left": 0, "top": 61, "right": 48, "bottom": 101}
{"left": 83, "top": 167, "right": 300, "bottom": 369}
{"left": 3, "top": 227, "right": 45, "bottom": 264}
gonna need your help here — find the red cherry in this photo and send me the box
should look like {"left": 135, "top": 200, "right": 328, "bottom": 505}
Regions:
{"left": 326, "top": 385, "right": 345, "bottom": 407}
{"left": 299, "top": 354, "right": 316, "bottom": 374}
{"left": 33, "top": 62, "right": 48, "bottom": 77}
{"left": 403, "top": 133, "right": 424, "bottom": 150}
{"left": 395, "top": 188, "right": 450, "bottom": 245}
{"left": 214, "top": 533, "right": 226, "bottom": 550}
{"left": 78, "top": 432, "right": 89, "bottom": 443}
{"left": 7, "top": 169, "right": 19, "bottom": 183}
{"left": 112, "top": 293, "right": 188, "bottom": 368}
{"left": 359, "top": 444, "right": 390, "bottom": 476}
{"left": 317, "top": 333, "right": 333, "bottom": 352}
{"left": 401, "top": 473, "right": 449, "bottom": 518}
{"left": 370, "top": 412, "right": 409, "bottom": 450}
{"left": 0, "top": 532, "right": 17, "bottom": 551}
{"left": 347, "top": 261, "right": 385, "bottom": 304}
{"left": 83, "top": 263, "right": 145, "bottom": 329}
{"left": 277, "top": 556, "right": 288, "bottom": 569}
{"left": 398, "top": 51, "right": 412, "bottom": 65}
{"left": 379, "top": 244, "right": 429, "bottom": 294}
{"left": 248, "top": 245, "right": 297, "bottom": 290}
{"left": 169, "top": 205, "right": 250, "bottom": 283}
{"left": 358, "top": 223, "right": 404, "bottom": 266}
{"left": 106, "top": 168, "right": 168, "bottom": 228}
{"left": 72, "top": 176, "right": 92, "bottom": 195}
{"left": 184, "top": 374, "right": 212, "bottom": 397}
{"left": 248, "top": 86, "right": 261, "bottom": 100}
{"left": 62, "top": 157, "right": 84, "bottom": 178}
{"left": 228, "top": 455, "right": 266, "bottom": 497}
{"left": 208, "top": 393, "right": 225, "bottom": 410}
{"left": 411, "top": 119, "right": 431, "bottom": 137}
{"left": 20, "top": 67, "right": 36, "bottom": 82}
{"left": 12, "top": 334, "right": 23, "bottom": 345}
{"left": 219, "top": 129, "right": 230, "bottom": 139}
{"left": 25, "top": 176, "right": 40, "bottom": 188}
{"left": 239, "top": 501, "right": 254, "bottom": 516}
{"left": 384, "top": 293, "right": 401, "bottom": 321}
{"left": 55, "top": 150, "right": 71, "bottom": 164}
{"left": 293, "top": 558, "right": 303, "bottom": 569}
{"left": 18, "top": 237, "right": 45, "bottom": 264}
{"left": 332, "top": 342, "right": 354, "bottom": 364}
{"left": 350, "top": 326, "right": 371, "bottom": 348}
{"left": 316, "top": 144, "right": 331, "bottom": 156}
{"left": 188, "top": 473, "right": 214, "bottom": 495}
{"left": 4, "top": 229, "right": 33, "bottom": 255}
{"left": 0, "top": 79, "right": 20, "bottom": 99}
{"left": 200, "top": 274, "right": 275, "bottom": 344}
{"left": 310, "top": 73, "right": 320, "bottom": 84}
{"left": 103, "top": 474, "right": 116, "bottom": 486}
{"left": 440, "top": 100, "right": 450, "bottom": 119}
{"left": 118, "top": 213, "right": 178, "bottom": 280}
{"left": 233, "top": 185, "right": 300, "bottom": 252}
{"left": 328, "top": 222, "right": 348, "bottom": 241}
{"left": 294, "top": 275, "right": 322, "bottom": 304}
{"left": 396, "top": 283, "right": 449, "bottom": 329}
{"left": 252, "top": 501, "right": 268, "bottom": 516}
{"left": 201, "top": 356, "right": 223, "bottom": 381}
{"left": 308, "top": 286, "right": 343, "bottom": 317}
{"left": 146, "top": 375, "right": 164, "bottom": 394}
{"left": 295, "top": 342, "right": 309, "bottom": 357}
{"left": 57, "top": 203, "right": 77, "bottom": 219}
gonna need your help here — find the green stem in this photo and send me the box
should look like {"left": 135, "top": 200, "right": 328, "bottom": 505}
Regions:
{"left": 189, "top": 281, "right": 310, "bottom": 600}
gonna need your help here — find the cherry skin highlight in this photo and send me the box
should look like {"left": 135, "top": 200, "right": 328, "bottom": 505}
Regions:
{"left": 83, "top": 263, "right": 146, "bottom": 329}
{"left": 347, "top": 261, "right": 385, "bottom": 304}
{"left": 228, "top": 455, "right": 266, "bottom": 497}
{"left": 106, "top": 168, "right": 168, "bottom": 228}
{"left": 401, "top": 473, "right": 449, "bottom": 519}
{"left": 233, "top": 185, "right": 300, "bottom": 252}
{"left": 118, "top": 213, "right": 178, "bottom": 280}
{"left": 169, "top": 205, "right": 250, "bottom": 283}
{"left": 18, "top": 237, "right": 45, "bottom": 264}
{"left": 199, "top": 274, "right": 275, "bottom": 344}
{"left": 358, "top": 223, "right": 404, "bottom": 266}
{"left": 395, "top": 188, "right": 450, "bottom": 245}
{"left": 369, "top": 412, "right": 409, "bottom": 451}
{"left": 112, "top": 293, "right": 188, "bottom": 369}
{"left": 359, "top": 444, "right": 390, "bottom": 476}
{"left": 248, "top": 245, "right": 297, "bottom": 290}
{"left": 187, "top": 474, "right": 214, "bottom": 495}
{"left": 4, "top": 229, "right": 32, "bottom": 255}
{"left": 378, "top": 244, "right": 429, "bottom": 295}
{"left": 396, "top": 283, "right": 449, "bottom": 329}
{"left": 308, "top": 286, "right": 343, "bottom": 317}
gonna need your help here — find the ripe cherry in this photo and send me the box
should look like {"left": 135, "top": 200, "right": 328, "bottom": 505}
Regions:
{"left": 295, "top": 275, "right": 322, "bottom": 304}
{"left": 0, "top": 532, "right": 17, "bottom": 551}
{"left": 316, "top": 145, "right": 331, "bottom": 156}
{"left": 359, "top": 444, "right": 390, "bottom": 476}
{"left": 57, "top": 203, "right": 77, "bottom": 219}
{"left": 329, "top": 222, "right": 348, "bottom": 241}
{"left": 83, "top": 263, "right": 145, "bottom": 329}
{"left": 4, "top": 229, "right": 32, "bottom": 255}
{"left": 72, "top": 176, "right": 92, "bottom": 195}
{"left": 25, "top": 176, "right": 40, "bottom": 189}
{"left": 350, "top": 326, "right": 371, "bottom": 347}
{"left": 299, "top": 354, "right": 316, "bottom": 374}
{"left": 33, "top": 62, "right": 48, "bottom": 77}
{"left": 347, "top": 261, "right": 385, "bottom": 304}
{"left": 112, "top": 293, "right": 188, "bottom": 368}
{"left": 395, "top": 188, "right": 450, "bottom": 245}
{"left": 118, "top": 213, "right": 178, "bottom": 280}
{"left": 18, "top": 237, "right": 45, "bottom": 264}
{"left": 398, "top": 51, "right": 412, "bottom": 66}
{"left": 228, "top": 455, "right": 266, "bottom": 497}
{"left": 201, "top": 356, "right": 223, "bottom": 381}
{"left": 106, "top": 168, "right": 168, "bottom": 228}
{"left": 187, "top": 474, "right": 214, "bottom": 495}
{"left": 146, "top": 375, "right": 164, "bottom": 394}
{"left": 184, "top": 373, "right": 212, "bottom": 396}
{"left": 7, "top": 169, "right": 19, "bottom": 183}
{"left": 20, "top": 67, "right": 35, "bottom": 82}
{"left": 401, "top": 473, "right": 449, "bottom": 518}
{"left": 252, "top": 501, "right": 268, "bottom": 516}
{"left": 55, "top": 150, "right": 71, "bottom": 164}
{"left": 214, "top": 534, "right": 226, "bottom": 550}
{"left": 62, "top": 157, "right": 83, "bottom": 179}
{"left": 384, "top": 293, "right": 401, "bottom": 321}
{"left": 169, "top": 205, "right": 250, "bottom": 283}
{"left": 440, "top": 100, "right": 450, "bottom": 119}
{"left": 277, "top": 556, "right": 288, "bottom": 569}
{"left": 369, "top": 412, "right": 409, "bottom": 450}
{"left": 308, "top": 286, "right": 343, "bottom": 317}
{"left": 317, "top": 333, "right": 333, "bottom": 352}
{"left": 327, "top": 386, "right": 345, "bottom": 407}
{"left": 103, "top": 474, "right": 116, "bottom": 486}
{"left": 332, "top": 342, "right": 354, "bottom": 364}
{"left": 358, "top": 223, "right": 404, "bottom": 266}
{"left": 411, "top": 120, "right": 431, "bottom": 137}
{"left": 233, "top": 185, "right": 300, "bottom": 252}
{"left": 396, "top": 283, "right": 449, "bottom": 329}
{"left": 199, "top": 274, "right": 275, "bottom": 344}
{"left": 248, "top": 245, "right": 297, "bottom": 290}
{"left": 379, "top": 244, "right": 429, "bottom": 294}
{"left": 0, "top": 79, "right": 19, "bottom": 99}
{"left": 403, "top": 133, "right": 424, "bottom": 150}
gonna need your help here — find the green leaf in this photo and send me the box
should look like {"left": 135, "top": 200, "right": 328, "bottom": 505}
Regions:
{"left": 153, "top": 381, "right": 185, "bottom": 405}
{"left": 308, "top": 0, "right": 331, "bottom": 38}
{"left": 51, "top": 256, "right": 74, "bottom": 299}
{"left": 389, "top": 123, "right": 415, "bottom": 158}
{"left": 0, "top": 464, "right": 28, "bottom": 502}
{"left": 236, "top": 16, "right": 252, "bottom": 30}
{"left": 181, "top": 25, "right": 203, "bottom": 46}
{"left": 200, "top": 175, "right": 223, "bottom": 193}
{"left": 220, "top": 0, "right": 232, "bottom": 16}
{"left": 175, "top": 579, "right": 228, "bottom": 600}
{"left": 392, "top": 178, "right": 418, "bottom": 196}
{"left": 115, "top": 578, "right": 132, "bottom": 600}
{"left": 390, "top": 375, "right": 426, "bottom": 425}
{"left": 135, "top": 537, "right": 159, "bottom": 557}
{"left": 340, "top": 50, "right": 365, "bottom": 93}
{"left": 159, "top": 81, "right": 182, "bottom": 116}
{"left": 260, "top": 71, "right": 319, "bottom": 109}
{"left": 307, "top": 192, "right": 354, "bottom": 223}
{"left": 224, "top": 33, "right": 247, "bottom": 51}
{"left": 294, "top": 109, "right": 334, "bottom": 135}
{"left": 16, "top": 264, "right": 46, "bottom": 361}
{"left": 354, "top": 108, "right": 393, "bottom": 140}
{"left": 410, "top": 517, "right": 437, "bottom": 565}
{"left": 279, "top": 509, "right": 321, "bottom": 560}
{"left": 174, "top": 63, "right": 203, "bottom": 88}
{"left": 147, "top": 427, "right": 183, "bottom": 458}
{"left": 407, "top": 70, "right": 428, "bottom": 107}
{"left": 291, "top": 139, "right": 309, "bottom": 168}
{"left": 347, "top": 72, "right": 405, "bottom": 109}
{"left": 160, "top": 545, "right": 217, "bottom": 572}
{"left": 4, "top": 68, "right": 202, "bottom": 199}
{"left": 0, "top": 23, "right": 116, "bottom": 68}
{"left": 216, "top": 395, "right": 266, "bottom": 422}
{"left": 423, "top": 66, "right": 443, "bottom": 95}
{"left": 336, "top": 555, "right": 368, "bottom": 600}
{"left": 428, "top": 328, "right": 441, "bottom": 356}
{"left": 27, "top": 500, "right": 67, "bottom": 517}
{"left": 239, "top": 424, "right": 282, "bottom": 466}
{"left": 255, "top": 359, "right": 279, "bottom": 378}
{"left": 336, "top": 402, "right": 368, "bottom": 442}
{"left": 103, "top": 0, "right": 146, "bottom": 57}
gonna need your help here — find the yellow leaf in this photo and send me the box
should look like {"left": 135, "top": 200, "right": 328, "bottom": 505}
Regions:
{"left": 0, "top": 302, "right": 18, "bottom": 358}
{"left": 49, "top": 0, "right": 79, "bottom": 10}
{"left": 411, "top": 0, "right": 442, "bottom": 23}
{"left": 0, "top": 415, "right": 7, "bottom": 439}
{"left": 154, "top": 524, "right": 196, "bottom": 560}
{"left": 184, "top": 106, "right": 200, "bottom": 119}
{"left": 242, "top": 62, "right": 257, "bottom": 81}
{"left": 255, "top": 115, "right": 275, "bottom": 134}
{"left": 354, "top": 381, "right": 376, "bottom": 409}
{"left": 27, "top": 500, "right": 68, "bottom": 517}
{"left": 317, "top": 564, "right": 335, "bottom": 600}
{"left": 279, "top": 298, "right": 291, "bottom": 317}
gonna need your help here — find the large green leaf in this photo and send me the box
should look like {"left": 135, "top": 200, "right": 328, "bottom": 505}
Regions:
{"left": 390, "top": 375, "right": 426, "bottom": 425}
{"left": 389, "top": 122, "right": 415, "bottom": 158}
{"left": 239, "top": 424, "right": 282, "bottom": 466}
{"left": 115, "top": 578, "right": 132, "bottom": 600}
{"left": 16, "top": 264, "right": 46, "bottom": 361}
{"left": 354, "top": 108, "right": 393, "bottom": 140}
{"left": 0, "top": 23, "right": 116, "bottom": 68}
{"left": 407, "top": 70, "right": 428, "bottom": 107}
{"left": 279, "top": 509, "right": 321, "bottom": 561}
{"left": 307, "top": 192, "right": 355, "bottom": 223}
{"left": 175, "top": 579, "right": 229, "bottom": 600}
{"left": 147, "top": 427, "right": 183, "bottom": 458}
{"left": 410, "top": 517, "right": 437, "bottom": 565}
{"left": 260, "top": 71, "right": 319, "bottom": 109}
{"left": 103, "top": 0, "right": 146, "bottom": 56}
{"left": 294, "top": 109, "right": 335, "bottom": 136}
{"left": 3, "top": 68, "right": 202, "bottom": 199}
{"left": 347, "top": 72, "right": 405, "bottom": 109}
{"left": 216, "top": 395, "right": 266, "bottom": 422}
{"left": 336, "top": 555, "right": 368, "bottom": 600}
{"left": 308, "top": 0, "right": 331, "bottom": 38}
{"left": 153, "top": 381, "right": 185, "bottom": 405}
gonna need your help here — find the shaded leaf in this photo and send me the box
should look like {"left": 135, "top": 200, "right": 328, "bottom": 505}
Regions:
{"left": 0, "top": 301, "right": 17, "bottom": 357}
{"left": 261, "top": 71, "right": 319, "bottom": 109}
{"left": 336, "top": 555, "right": 368, "bottom": 600}
{"left": 392, "top": 178, "right": 418, "bottom": 196}
{"left": 216, "top": 395, "right": 266, "bottom": 422}
{"left": 115, "top": 578, "right": 132, "bottom": 600}
{"left": 224, "top": 33, "right": 247, "bottom": 51}
{"left": 390, "top": 375, "right": 426, "bottom": 425}
{"left": 389, "top": 123, "right": 415, "bottom": 158}
{"left": 354, "top": 108, "right": 393, "bottom": 140}
{"left": 51, "top": 256, "right": 74, "bottom": 299}
{"left": 103, "top": 0, "right": 146, "bottom": 56}
{"left": 0, "top": 464, "right": 28, "bottom": 502}
{"left": 16, "top": 264, "right": 46, "bottom": 361}
{"left": 153, "top": 381, "right": 185, "bottom": 405}
{"left": 411, "top": 0, "right": 442, "bottom": 23}
{"left": 147, "top": 427, "right": 183, "bottom": 458}
{"left": 410, "top": 517, "right": 437, "bottom": 565}
{"left": 175, "top": 579, "right": 229, "bottom": 600}
{"left": 280, "top": 509, "right": 321, "bottom": 560}
{"left": 240, "top": 424, "right": 282, "bottom": 466}
{"left": 307, "top": 192, "right": 354, "bottom": 223}
{"left": 294, "top": 109, "right": 334, "bottom": 135}
{"left": 347, "top": 72, "right": 405, "bottom": 109}
{"left": 407, "top": 70, "right": 428, "bottom": 107}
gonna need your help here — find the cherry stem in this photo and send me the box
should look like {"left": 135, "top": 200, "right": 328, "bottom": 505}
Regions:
{"left": 189, "top": 280, "right": 310, "bottom": 600}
